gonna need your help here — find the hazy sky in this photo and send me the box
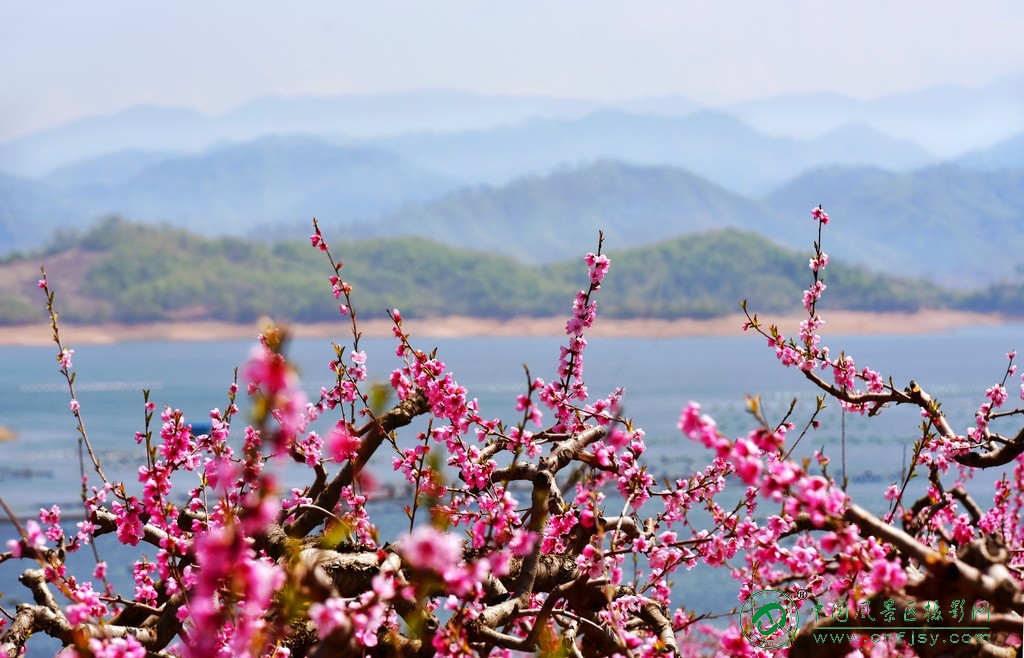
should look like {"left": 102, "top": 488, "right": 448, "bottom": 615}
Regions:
{"left": 2, "top": 1, "right": 1023, "bottom": 143}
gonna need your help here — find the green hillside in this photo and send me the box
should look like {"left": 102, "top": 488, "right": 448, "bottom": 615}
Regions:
{"left": 0, "top": 217, "right": 949, "bottom": 326}
{"left": 572, "top": 230, "right": 943, "bottom": 318}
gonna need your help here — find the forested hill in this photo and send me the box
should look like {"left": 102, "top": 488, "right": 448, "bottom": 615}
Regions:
{"left": 0, "top": 217, "right": 948, "bottom": 326}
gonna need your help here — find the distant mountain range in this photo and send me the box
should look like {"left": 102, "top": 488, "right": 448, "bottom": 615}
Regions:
{"left": 0, "top": 136, "right": 462, "bottom": 250}
{"left": 3, "top": 76, "right": 1020, "bottom": 176}
{"left": 0, "top": 80, "right": 1022, "bottom": 295}
{"left": 0, "top": 91, "right": 607, "bottom": 178}
{"left": 726, "top": 75, "right": 1024, "bottom": 158}
{"left": 49, "top": 136, "right": 456, "bottom": 230}
{"left": 3, "top": 150, "right": 1023, "bottom": 289}
{"left": 955, "top": 133, "right": 1024, "bottom": 171}
{"left": 351, "top": 161, "right": 781, "bottom": 263}
{"left": 358, "top": 110, "right": 934, "bottom": 194}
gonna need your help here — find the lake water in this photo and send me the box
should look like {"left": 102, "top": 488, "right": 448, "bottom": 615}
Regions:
{"left": 2, "top": 325, "right": 1022, "bottom": 652}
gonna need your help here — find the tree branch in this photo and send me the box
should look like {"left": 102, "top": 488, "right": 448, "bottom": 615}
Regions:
{"left": 287, "top": 389, "right": 429, "bottom": 538}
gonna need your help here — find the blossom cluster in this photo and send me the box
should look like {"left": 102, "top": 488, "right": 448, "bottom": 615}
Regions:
{"left": 3, "top": 216, "right": 1022, "bottom": 658}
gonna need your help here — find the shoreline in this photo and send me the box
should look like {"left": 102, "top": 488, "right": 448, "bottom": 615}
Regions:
{"left": 0, "top": 310, "right": 1011, "bottom": 346}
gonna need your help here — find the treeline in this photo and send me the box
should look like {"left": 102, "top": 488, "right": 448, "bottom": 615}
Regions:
{"left": 0, "top": 216, "right": 958, "bottom": 325}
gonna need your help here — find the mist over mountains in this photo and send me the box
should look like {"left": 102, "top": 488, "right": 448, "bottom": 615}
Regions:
{"left": 1, "top": 77, "right": 1022, "bottom": 296}
{"left": 3, "top": 75, "right": 1020, "bottom": 176}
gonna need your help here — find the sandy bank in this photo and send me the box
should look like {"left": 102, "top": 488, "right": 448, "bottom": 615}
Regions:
{"left": 0, "top": 310, "right": 1010, "bottom": 346}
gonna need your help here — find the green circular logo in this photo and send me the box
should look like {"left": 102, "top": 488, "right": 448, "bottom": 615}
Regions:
{"left": 741, "top": 590, "right": 799, "bottom": 649}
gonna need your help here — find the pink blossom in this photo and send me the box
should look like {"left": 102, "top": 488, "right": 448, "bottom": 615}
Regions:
{"left": 372, "top": 571, "right": 396, "bottom": 599}
{"left": 802, "top": 280, "right": 826, "bottom": 311}
{"left": 295, "top": 430, "right": 324, "bottom": 466}
{"left": 832, "top": 354, "right": 856, "bottom": 390}
{"left": 75, "top": 519, "right": 97, "bottom": 546}
{"left": 809, "top": 252, "right": 830, "bottom": 272}
{"left": 862, "top": 367, "right": 885, "bottom": 394}
{"left": 951, "top": 514, "right": 975, "bottom": 544}
{"left": 133, "top": 560, "right": 158, "bottom": 606}
{"left": 244, "top": 345, "right": 291, "bottom": 393}
{"left": 281, "top": 488, "right": 313, "bottom": 513}
{"left": 244, "top": 343, "right": 309, "bottom": 453}
{"left": 22, "top": 519, "right": 47, "bottom": 553}
{"left": 799, "top": 314, "right": 824, "bottom": 349}
{"left": 584, "top": 252, "right": 610, "bottom": 285}
{"left": 112, "top": 498, "right": 144, "bottom": 546}
{"left": 66, "top": 581, "right": 107, "bottom": 625}
{"left": 677, "top": 402, "right": 717, "bottom": 446}
{"left": 39, "top": 504, "right": 60, "bottom": 525}
{"left": 399, "top": 525, "right": 463, "bottom": 574}
{"left": 863, "top": 558, "right": 907, "bottom": 595}
{"left": 785, "top": 475, "right": 847, "bottom": 527}
{"left": 812, "top": 206, "right": 830, "bottom": 224}
{"left": 728, "top": 437, "right": 764, "bottom": 485}
{"left": 985, "top": 384, "right": 1008, "bottom": 408}
{"left": 508, "top": 529, "right": 537, "bottom": 557}
{"left": 86, "top": 636, "right": 146, "bottom": 658}
{"left": 328, "top": 423, "right": 360, "bottom": 462}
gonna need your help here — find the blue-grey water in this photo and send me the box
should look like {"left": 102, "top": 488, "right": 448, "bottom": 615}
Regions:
{"left": 2, "top": 326, "right": 1021, "bottom": 654}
